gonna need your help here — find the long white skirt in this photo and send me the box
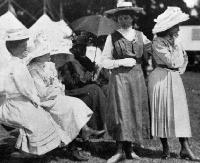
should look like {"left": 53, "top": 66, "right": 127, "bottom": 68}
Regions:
{"left": 0, "top": 96, "right": 62, "bottom": 155}
{"left": 42, "top": 95, "right": 93, "bottom": 145}
{"left": 148, "top": 68, "right": 191, "bottom": 138}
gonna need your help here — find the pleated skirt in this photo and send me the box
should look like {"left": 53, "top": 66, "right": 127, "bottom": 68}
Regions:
{"left": 148, "top": 68, "right": 191, "bottom": 138}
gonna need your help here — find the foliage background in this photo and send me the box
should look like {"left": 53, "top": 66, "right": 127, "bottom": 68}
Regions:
{"left": 0, "top": 0, "right": 199, "bottom": 39}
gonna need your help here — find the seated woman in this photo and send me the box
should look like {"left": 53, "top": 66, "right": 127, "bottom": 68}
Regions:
{"left": 57, "top": 35, "right": 107, "bottom": 131}
{"left": 0, "top": 28, "right": 63, "bottom": 158}
{"left": 58, "top": 61, "right": 107, "bottom": 131}
{"left": 27, "top": 34, "right": 105, "bottom": 158}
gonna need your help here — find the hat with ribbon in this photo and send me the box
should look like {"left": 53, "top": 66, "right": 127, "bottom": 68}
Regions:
{"left": 104, "top": 1, "right": 143, "bottom": 15}
{"left": 152, "top": 7, "right": 189, "bottom": 34}
{"left": 5, "top": 28, "right": 29, "bottom": 41}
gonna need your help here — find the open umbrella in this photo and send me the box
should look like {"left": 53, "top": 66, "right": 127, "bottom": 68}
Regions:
{"left": 71, "top": 15, "right": 118, "bottom": 62}
{"left": 71, "top": 15, "right": 119, "bottom": 37}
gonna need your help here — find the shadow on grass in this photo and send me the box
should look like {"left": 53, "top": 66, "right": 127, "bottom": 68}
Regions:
{"left": 85, "top": 141, "right": 178, "bottom": 160}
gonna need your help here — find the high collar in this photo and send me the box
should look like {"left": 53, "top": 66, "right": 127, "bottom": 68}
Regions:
{"left": 118, "top": 26, "right": 133, "bottom": 32}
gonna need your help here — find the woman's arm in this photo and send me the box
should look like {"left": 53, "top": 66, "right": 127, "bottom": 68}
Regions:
{"left": 179, "top": 50, "right": 188, "bottom": 74}
{"left": 12, "top": 63, "right": 40, "bottom": 106}
{"left": 142, "top": 33, "right": 152, "bottom": 55}
{"left": 28, "top": 69, "right": 48, "bottom": 99}
{"left": 101, "top": 35, "right": 136, "bottom": 69}
{"left": 152, "top": 38, "right": 184, "bottom": 68}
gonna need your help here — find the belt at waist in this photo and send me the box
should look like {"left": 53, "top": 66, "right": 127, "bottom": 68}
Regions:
{"left": 157, "top": 64, "right": 179, "bottom": 71}
{"left": 134, "top": 57, "right": 142, "bottom": 64}
{"left": 7, "top": 94, "right": 28, "bottom": 101}
{"left": 114, "top": 57, "right": 142, "bottom": 64}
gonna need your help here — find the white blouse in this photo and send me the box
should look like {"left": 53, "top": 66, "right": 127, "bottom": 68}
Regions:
{"left": 3, "top": 57, "right": 40, "bottom": 105}
{"left": 101, "top": 27, "right": 151, "bottom": 69}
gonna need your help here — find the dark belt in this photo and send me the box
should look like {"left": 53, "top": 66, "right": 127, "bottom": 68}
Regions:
{"left": 157, "top": 64, "right": 179, "bottom": 71}
{"left": 135, "top": 57, "right": 142, "bottom": 64}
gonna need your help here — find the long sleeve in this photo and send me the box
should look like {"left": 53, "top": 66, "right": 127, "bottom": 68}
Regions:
{"left": 28, "top": 69, "right": 48, "bottom": 100}
{"left": 178, "top": 47, "right": 188, "bottom": 74}
{"left": 101, "top": 35, "right": 121, "bottom": 69}
{"left": 12, "top": 62, "right": 40, "bottom": 105}
{"left": 29, "top": 64, "right": 64, "bottom": 101}
{"left": 152, "top": 38, "right": 184, "bottom": 68}
{"left": 142, "top": 33, "right": 152, "bottom": 54}
{"left": 46, "top": 62, "right": 65, "bottom": 94}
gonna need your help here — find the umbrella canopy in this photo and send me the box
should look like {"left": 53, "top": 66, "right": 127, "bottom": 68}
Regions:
{"left": 71, "top": 15, "right": 119, "bottom": 37}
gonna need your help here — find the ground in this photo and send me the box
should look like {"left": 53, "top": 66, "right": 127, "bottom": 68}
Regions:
{"left": 0, "top": 71, "right": 200, "bottom": 163}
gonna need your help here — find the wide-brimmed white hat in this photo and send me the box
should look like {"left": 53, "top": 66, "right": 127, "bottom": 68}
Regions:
{"left": 104, "top": 1, "right": 143, "bottom": 15}
{"left": 152, "top": 7, "right": 189, "bottom": 34}
{"left": 5, "top": 28, "right": 29, "bottom": 41}
{"left": 24, "top": 31, "right": 50, "bottom": 64}
{"left": 50, "top": 39, "right": 72, "bottom": 55}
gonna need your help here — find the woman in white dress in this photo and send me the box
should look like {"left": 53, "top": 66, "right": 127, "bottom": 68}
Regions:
{"left": 0, "top": 29, "right": 63, "bottom": 158}
{"left": 26, "top": 34, "right": 105, "bottom": 148}
{"left": 148, "top": 7, "right": 200, "bottom": 161}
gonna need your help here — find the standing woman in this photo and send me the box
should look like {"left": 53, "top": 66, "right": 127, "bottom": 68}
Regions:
{"left": 149, "top": 7, "right": 200, "bottom": 161}
{"left": 0, "top": 29, "right": 63, "bottom": 157}
{"left": 101, "top": 1, "right": 151, "bottom": 162}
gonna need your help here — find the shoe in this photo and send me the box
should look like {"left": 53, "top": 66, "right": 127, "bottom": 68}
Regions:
{"left": 72, "top": 149, "right": 90, "bottom": 161}
{"left": 82, "top": 127, "right": 105, "bottom": 140}
{"left": 180, "top": 150, "right": 200, "bottom": 161}
{"left": 10, "top": 151, "right": 40, "bottom": 158}
{"left": 107, "top": 152, "right": 124, "bottom": 163}
{"left": 160, "top": 138, "right": 170, "bottom": 159}
{"left": 128, "top": 151, "right": 141, "bottom": 160}
{"left": 161, "top": 152, "right": 170, "bottom": 159}
{"left": 123, "top": 142, "right": 141, "bottom": 160}
{"left": 161, "top": 148, "right": 170, "bottom": 159}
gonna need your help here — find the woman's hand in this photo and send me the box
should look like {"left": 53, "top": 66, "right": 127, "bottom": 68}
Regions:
{"left": 179, "top": 67, "right": 186, "bottom": 74}
{"left": 84, "top": 71, "right": 93, "bottom": 82}
{"left": 120, "top": 58, "right": 136, "bottom": 67}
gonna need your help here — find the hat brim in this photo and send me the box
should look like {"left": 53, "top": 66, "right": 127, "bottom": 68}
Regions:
{"left": 104, "top": 7, "right": 143, "bottom": 15}
{"left": 152, "top": 16, "right": 189, "bottom": 34}
{"left": 6, "top": 35, "right": 29, "bottom": 42}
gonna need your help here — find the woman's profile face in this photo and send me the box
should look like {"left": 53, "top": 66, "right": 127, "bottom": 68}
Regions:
{"left": 169, "top": 25, "right": 180, "bottom": 38}
{"left": 17, "top": 40, "right": 28, "bottom": 59}
{"left": 117, "top": 14, "right": 133, "bottom": 29}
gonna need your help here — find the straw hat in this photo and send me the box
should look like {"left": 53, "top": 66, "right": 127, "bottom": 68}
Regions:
{"left": 152, "top": 7, "right": 189, "bottom": 34}
{"left": 104, "top": 1, "right": 143, "bottom": 15}
{"left": 5, "top": 28, "right": 29, "bottom": 41}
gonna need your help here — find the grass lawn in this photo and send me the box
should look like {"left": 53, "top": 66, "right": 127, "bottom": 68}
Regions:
{"left": 0, "top": 71, "right": 200, "bottom": 163}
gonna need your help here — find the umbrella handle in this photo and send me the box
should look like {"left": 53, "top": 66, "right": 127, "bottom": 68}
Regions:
{"left": 93, "top": 46, "right": 98, "bottom": 63}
